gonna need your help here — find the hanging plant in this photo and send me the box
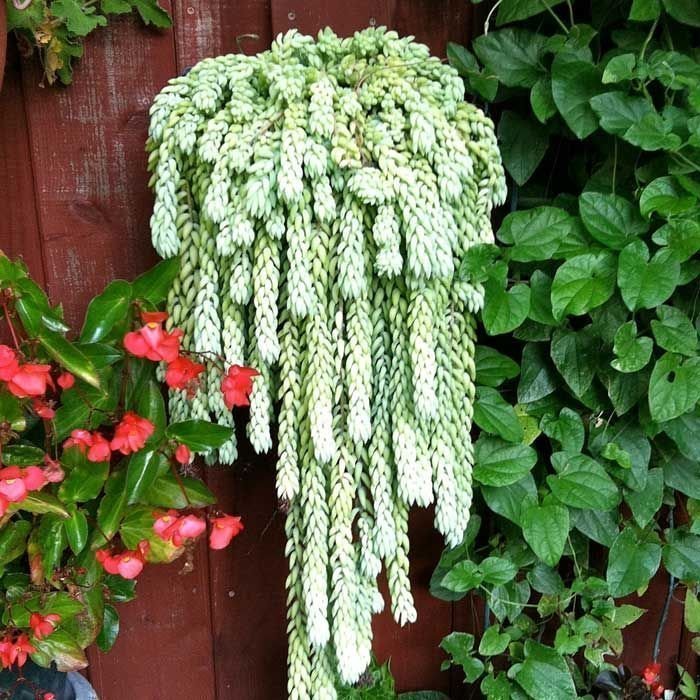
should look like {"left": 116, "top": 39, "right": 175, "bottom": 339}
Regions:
{"left": 146, "top": 27, "right": 506, "bottom": 696}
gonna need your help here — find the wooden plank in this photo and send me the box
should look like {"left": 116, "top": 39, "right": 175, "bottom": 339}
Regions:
{"left": 388, "top": 0, "right": 472, "bottom": 57}
{"left": 373, "top": 508, "right": 453, "bottom": 694}
{"left": 14, "top": 10, "right": 218, "bottom": 699}
{"left": 206, "top": 435, "right": 288, "bottom": 699}
{"left": 0, "top": 44, "right": 45, "bottom": 284}
{"left": 172, "top": 0, "right": 272, "bottom": 68}
{"left": 271, "top": 0, "right": 392, "bottom": 38}
{"left": 19, "top": 13, "right": 174, "bottom": 327}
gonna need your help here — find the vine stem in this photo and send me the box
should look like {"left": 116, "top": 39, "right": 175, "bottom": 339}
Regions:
{"left": 1, "top": 298, "right": 21, "bottom": 350}
{"left": 653, "top": 509, "right": 675, "bottom": 662}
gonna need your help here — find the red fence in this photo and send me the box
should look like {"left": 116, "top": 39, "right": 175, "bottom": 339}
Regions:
{"left": 0, "top": 1, "right": 692, "bottom": 698}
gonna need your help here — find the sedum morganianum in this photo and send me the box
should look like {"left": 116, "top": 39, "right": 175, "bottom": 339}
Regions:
{"left": 146, "top": 27, "right": 505, "bottom": 697}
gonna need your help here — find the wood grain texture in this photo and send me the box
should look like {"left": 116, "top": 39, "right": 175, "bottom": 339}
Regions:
{"left": 0, "top": 45, "right": 45, "bottom": 284}
{"left": 271, "top": 0, "right": 391, "bottom": 37}
{"left": 19, "top": 13, "right": 176, "bottom": 326}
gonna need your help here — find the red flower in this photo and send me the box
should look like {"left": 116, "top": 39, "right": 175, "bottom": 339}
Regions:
{"left": 63, "top": 429, "right": 93, "bottom": 453}
{"left": 32, "top": 398, "right": 56, "bottom": 419}
{"left": 0, "top": 466, "right": 46, "bottom": 502}
{"left": 0, "top": 345, "right": 20, "bottom": 381}
{"left": 0, "top": 494, "right": 8, "bottom": 517}
{"left": 87, "top": 433, "right": 111, "bottom": 463}
{"left": 153, "top": 510, "right": 205, "bottom": 547}
{"left": 57, "top": 372, "right": 75, "bottom": 390}
{"left": 650, "top": 682, "right": 665, "bottom": 698}
{"left": 123, "top": 312, "right": 182, "bottom": 363}
{"left": 642, "top": 662, "right": 661, "bottom": 685}
{"left": 6, "top": 363, "right": 53, "bottom": 398}
{"left": 43, "top": 456, "right": 64, "bottom": 484}
{"left": 175, "top": 444, "right": 192, "bottom": 465}
{"left": 165, "top": 356, "right": 205, "bottom": 392}
{"left": 44, "top": 694, "right": 56, "bottom": 700}
{"left": 0, "top": 633, "right": 36, "bottom": 668}
{"left": 63, "top": 430, "right": 111, "bottom": 463}
{"left": 221, "top": 365, "right": 259, "bottom": 409}
{"left": 30, "top": 612, "right": 61, "bottom": 641}
{"left": 209, "top": 514, "right": 244, "bottom": 550}
{"left": 110, "top": 412, "right": 154, "bottom": 455}
{"left": 96, "top": 540, "right": 149, "bottom": 579}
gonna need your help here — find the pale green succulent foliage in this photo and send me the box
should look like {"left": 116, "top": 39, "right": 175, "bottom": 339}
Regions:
{"left": 147, "top": 26, "right": 505, "bottom": 696}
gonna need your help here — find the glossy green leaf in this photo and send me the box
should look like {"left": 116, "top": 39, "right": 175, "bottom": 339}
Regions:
{"left": 497, "top": 111, "right": 549, "bottom": 185}
{"left": 499, "top": 207, "right": 575, "bottom": 261}
{"left": 579, "top": 192, "right": 648, "bottom": 249}
{"left": 144, "top": 473, "right": 216, "bottom": 509}
{"left": 648, "top": 353, "right": 700, "bottom": 422}
{"left": 36, "top": 327, "right": 101, "bottom": 389}
{"left": 661, "top": 0, "right": 700, "bottom": 26}
{"left": 441, "top": 560, "right": 483, "bottom": 593}
{"left": 522, "top": 504, "right": 570, "bottom": 567}
{"left": 662, "top": 530, "right": 700, "bottom": 581}
{"left": 552, "top": 51, "right": 601, "bottom": 139}
{"left": 475, "top": 346, "right": 520, "bottom": 388}
{"left": 96, "top": 604, "right": 120, "bottom": 652}
{"left": 474, "top": 437, "right": 537, "bottom": 486}
{"left": 474, "top": 387, "right": 523, "bottom": 442}
{"left": 472, "top": 29, "right": 546, "bottom": 88}
{"left": 548, "top": 453, "right": 620, "bottom": 511}
{"left": 517, "top": 343, "right": 558, "bottom": 404}
{"left": 611, "top": 321, "right": 653, "bottom": 373}
{"left": 640, "top": 177, "right": 697, "bottom": 218}
{"left": 165, "top": 420, "right": 235, "bottom": 452}
{"left": 31, "top": 629, "right": 88, "bottom": 672}
{"left": 478, "top": 626, "right": 510, "bottom": 656}
{"left": 64, "top": 504, "right": 89, "bottom": 555}
{"left": 483, "top": 278, "right": 530, "bottom": 336}
{"left": 515, "top": 641, "right": 576, "bottom": 700}
{"left": 606, "top": 528, "right": 661, "bottom": 597}
{"left": 651, "top": 305, "right": 698, "bottom": 356}
{"left": 0, "top": 520, "right": 32, "bottom": 566}
{"left": 79, "top": 279, "right": 132, "bottom": 343}
{"left": 617, "top": 241, "right": 680, "bottom": 311}
{"left": 590, "top": 92, "right": 654, "bottom": 136}
{"left": 131, "top": 258, "right": 179, "bottom": 304}
{"left": 626, "top": 469, "right": 664, "bottom": 528}
{"left": 550, "top": 328, "right": 597, "bottom": 397}
{"left": 125, "top": 450, "right": 164, "bottom": 505}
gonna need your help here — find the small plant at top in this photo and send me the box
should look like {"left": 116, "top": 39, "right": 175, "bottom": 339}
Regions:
{"left": 5, "top": 0, "right": 171, "bottom": 85}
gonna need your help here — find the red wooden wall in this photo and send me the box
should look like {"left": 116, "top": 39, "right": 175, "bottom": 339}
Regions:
{"left": 0, "top": 2, "right": 691, "bottom": 698}
{"left": 0, "top": 2, "right": 473, "bottom": 698}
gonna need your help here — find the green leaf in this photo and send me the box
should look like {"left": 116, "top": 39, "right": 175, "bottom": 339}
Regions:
{"left": 651, "top": 305, "right": 698, "bottom": 356}
{"left": 31, "top": 629, "right": 88, "bottom": 672}
{"left": 528, "top": 563, "right": 565, "bottom": 595}
{"left": 16, "top": 492, "right": 69, "bottom": 518}
{"left": 497, "top": 112, "right": 549, "bottom": 185}
{"left": 540, "top": 408, "right": 584, "bottom": 453}
{"left": 96, "top": 604, "right": 120, "bottom": 653}
{"left": 612, "top": 321, "right": 653, "bottom": 373}
{"left": 662, "top": 411, "right": 700, "bottom": 460}
{"left": 136, "top": 379, "right": 166, "bottom": 443}
{"left": 473, "top": 29, "right": 546, "bottom": 88}
{"left": 663, "top": 531, "right": 700, "bottom": 581}
{"left": 34, "top": 514, "right": 67, "bottom": 578}
{"left": 527, "top": 271, "right": 557, "bottom": 326}
{"left": 482, "top": 475, "right": 538, "bottom": 526}
{"left": 165, "top": 420, "right": 235, "bottom": 452}
{"left": 131, "top": 0, "right": 172, "bottom": 27}
{"left": 483, "top": 278, "right": 531, "bottom": 335}
{"left": 480, "top": 557, "right": 518, "bottom": 586}
{"left": 474, "top": 437, "right": 537, "bottom": 486}
{"left": 630, "top": 0, "right": 661, "bottom": 20}
{"left": 458, "top": 243, "right": 500, "bottom": 284}
{"left": 518, "top": 343, "right": 558, "bottom": 404}
{"left": 548, "top": 453, "right": 621, "bottom": 511}
{"left": 37, "top": 328, "right": 101, "bottom": 389}
{"left": 579, "top": 192, "right": 648, "bottom": 249}
{"left": 551, "top": 251, "right": 617, "bottom": 320}
{"left": 479, "top": 626, "right": 510, "bottom": 656}
{"left": 59, "top": 449, "right": 110, "bottom": 503}
{"left": 552, "top": 52, "right": 601, "bottom": 139}
{"left": 441, "top": 560, "right": 483, "bottom": 593}
{"left": 499, "top": 207, "right": 575, "bottom": 261}
{"left": 607, "top": 528, "right": 661, "bottom": 597}
{"left": 1, "top": 443, "right": 46, "bottom": 466}
{"left": 144, "top": 473, "right": 216, "bottom": 509}
{"left": 590, "top": 92, "right": 654, "bottom": 136}
{"left": 640, "top": 177, "right": 697, "bottom": 218}
{"left": 80, "top": 280, "right": 132, "bottom": 343}
{"left": 125, "top": 450, "right": 164, "bottom": 505}
{"left": 440, "top": 632, "right": 484, "bottom": 682}
{"left": 530, "top": 78, "right": 557, "bottom": 123}
{"left": 132, "top": 258, "right": 179, "bottom": 305}
{"left": 661, "top": 0, "right": 700, "bottom": 26}
{"left": 474, "top": 387, "right": 523, "bottom": 443}
{"left": 603, "top": 54, "right": 636, "bottom": 83}
{"left": 522, "top": 504, "right": 570, "bottom": 567}
{"left": 618, "top": 241, "right": 680, "bottom": 311}
{"left": 649, "top": 353, "right": 700, "bottom": 422}
{"left": 652, "top": 219, "right": 700, "bottom": 262}
{"left": 572, "top": 508, "right": 619, "bottom": 547}
{"left": 64, "top": 505, "right": 89, "bottom": 555}
{"left": 550, "top": 328, "right": 597, "bottom": 397}
{"left": 490, "top": 580, "right": 531, "bottom": 623}
{"left": 496, "top": 0, "right": 565, "bottom": 24}
{"left": 51, "top": 0, "right": 107, "bottom": 36}
{"left": 475, "top": 346, "right": 520, "bottom": 388}
{"left": 0, "top": 520, "right": 32, "bottom": 566}
{"left": 97, "top": 470, "right": 129, "bottom": 540}
{"left": 623, "top": 112, "right": 682, "bottom": 151}
{"left": 664, "top": 456, "right": 700, "bottom": 499}
{"left": 101, "top": 0, "right": 133, "bottom": 13}
{"left": 626, "top": 469, "right": 664, "bottom": 528}
{"left": 515, "top": 641, "right": 577, "bottom": 700}
{"left": 685, "top": 588, "right": 700, "bottom": 633}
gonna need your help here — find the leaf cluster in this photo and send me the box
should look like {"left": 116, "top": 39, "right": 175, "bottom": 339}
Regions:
{"left": 439, "top": 0, "right": 700, "bottom": 697}
{"left": 5, "top": 0, "right": 171, "bottom": 84}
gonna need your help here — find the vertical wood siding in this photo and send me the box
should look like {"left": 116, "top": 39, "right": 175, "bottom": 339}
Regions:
{"left": 0, "top": 2, "right": 685, "bottom": 697}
